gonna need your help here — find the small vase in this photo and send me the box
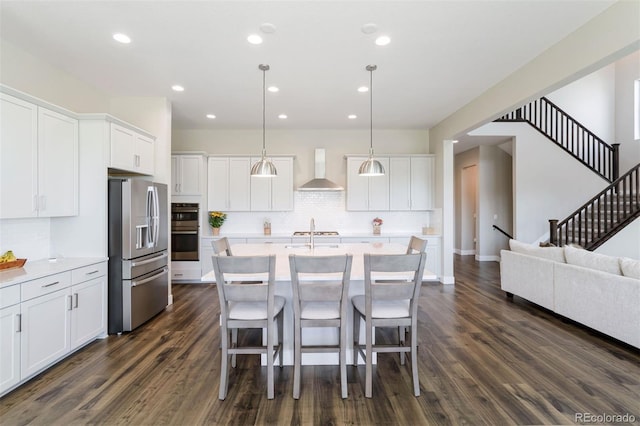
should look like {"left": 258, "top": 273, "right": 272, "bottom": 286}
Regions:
{"left": 212, "top": 227, "right": 220, "bottom": 236}
{"left": 373, "top": 225, "right": 381, "bottom": 235}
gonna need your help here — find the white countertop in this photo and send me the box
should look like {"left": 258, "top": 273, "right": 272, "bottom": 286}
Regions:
{"left": 0, "top": 257, "right": 107, "bottom": 288}
{"left": 202, "top": 242, "right": 436, "bottom": 282}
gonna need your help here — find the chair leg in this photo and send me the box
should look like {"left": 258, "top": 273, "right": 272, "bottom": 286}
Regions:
{"left": 352, "top": 308, "right": 360, "bottom": 366}
{"left": 399, "top": 326, "right": 406, "bottom": 365}
{"left": 411, "top": 324, "right": 420, "bottom": 397}
{"left": 277, "top": 311, "right": 284, "bottom": 368}
{"left": 219, "top": 327, "right": 230, "bottom": 400}
{"left": 365, "top": 321, "right": 373, "bottom": 398}
{"left": 267, "top": 321, "right": 275, "bottom": 399}
{"left": 340, "top": 322, "right": 348, "bottom": 399}
{"left": 231, "top": 328, "right": 238, "bottom": 368}
{"left": 293, "top": 319, "right": 302, "bottom": 399}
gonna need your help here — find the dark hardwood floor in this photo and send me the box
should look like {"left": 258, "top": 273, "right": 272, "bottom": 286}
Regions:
{"left": 1, "top": 255, "right": 638, "bottom": 425}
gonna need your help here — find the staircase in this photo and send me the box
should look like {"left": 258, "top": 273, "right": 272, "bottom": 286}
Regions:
{"left": 495, "top": 96, "right": 638, "bottom": 250}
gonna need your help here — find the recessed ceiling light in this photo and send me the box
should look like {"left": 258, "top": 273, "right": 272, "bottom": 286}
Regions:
{"left": 206, "top": 114, "right": 216, "bottom": 119}
{"left": 375, "top": 36, "right": 391, "bottom": 46}
{"left": 348, "top": 115, "right": 357, "bottom": 119}
{"left": 247, "top": 34, "right": 263, "bottom": 45}
{"left": 113, "top": 33, "right": 131, "bottom": 44}
{"left": 278, "top": 114, "right": 287, "bottom": 119}
{"left": 268, "top": 86, "right": 279, "bottom": 93}
{"left": 260, "top": 23, "right": 277, "bottom": 34}
{"left": 452, "top": 140, "right": 459, "bottom": 144}
{"left": 171, "top": 85, "right": 185, "bottom": 92}
{"left": 361, "top": 23, "right": 378, "bottom": 34}
{"left": 357, "top": 86, "right": 369, "bottom": 93}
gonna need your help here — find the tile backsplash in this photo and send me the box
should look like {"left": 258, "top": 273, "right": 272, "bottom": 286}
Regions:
{"left": 211, "top": 191, "right": 434, "bottom": 235}
{"left": 0, "top": 218, "right": 51, "bottom": 261}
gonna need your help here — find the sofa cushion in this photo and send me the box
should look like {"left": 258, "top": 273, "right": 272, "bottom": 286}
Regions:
{"left": 509, "top": 239, "right": 565, "bottom": 263}
{"left": 619, "top": 257, "right": 640, "bottom": 279}
{"left": 564, "top": 245, "right": 621, "bottom": 275}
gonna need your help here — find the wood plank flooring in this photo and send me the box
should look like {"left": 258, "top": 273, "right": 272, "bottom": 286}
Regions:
{"left": 1, "top": 255, "right": 638, "bottom": 425}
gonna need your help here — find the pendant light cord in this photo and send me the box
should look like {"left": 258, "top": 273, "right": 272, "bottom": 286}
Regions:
{"left": 262, "top": 65, "right": 266, "bottom": 156}
{"left": 369, "top": 66, "right": 373, "bottom": 156}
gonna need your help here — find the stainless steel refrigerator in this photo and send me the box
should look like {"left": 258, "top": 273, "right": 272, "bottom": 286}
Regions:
{"left": 108, "top": 178, "right": 169, "bottom": 333}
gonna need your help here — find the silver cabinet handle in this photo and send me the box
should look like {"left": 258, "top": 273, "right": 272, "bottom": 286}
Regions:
{"left": 85, "top": 270, "right": 100, "bottom": 276}
{"left": 132, "top": 268, "right": 168, "bottom": 287}
{"left": 68, "top": 295, "right": 73, "bottom": 311}
{"left": 16, "top": 314, "right": 21, "bottom": 333}
{"left": 42, "top": 281, "right": 60, "bottom": 288}
{"left": 74, "top": 293, "right": 79, "bottom": 308}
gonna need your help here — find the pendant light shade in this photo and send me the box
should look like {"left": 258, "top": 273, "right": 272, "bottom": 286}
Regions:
{"left": 359, "top": 64, "right": 385, "bottom": 177}
{"left": 251, "top": 64, "right": 277, "bottom": 177}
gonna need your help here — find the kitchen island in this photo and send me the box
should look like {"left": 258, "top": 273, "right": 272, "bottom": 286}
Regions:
{"left": 201, "top": 242, "right": 436, "bottom": 365}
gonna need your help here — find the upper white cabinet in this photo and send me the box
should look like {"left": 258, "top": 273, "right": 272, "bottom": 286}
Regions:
{"left": 0, "top": 93, "right": 78, "bottom": 219}
{"left": 250, "top": 157, "right": 294, "bottom": 211}
{"left": 346, "top": 156, "right": 389, "bottom": 211}
{"left": 389, "top": 156, "right": 434, "bottom": 210}
{"left": 208, "top": 156, "right": 294, "bottom": 212}
{"left": 110, "top": 122, "right": 155, "bottom": 175}
{"left": 171, "top": 155, "right": 204, "bottom": 196}
{"left": 207, "top": 157, "right": 251, "bottom": 211}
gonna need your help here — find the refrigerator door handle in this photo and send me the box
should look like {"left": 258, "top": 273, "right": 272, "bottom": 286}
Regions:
{"left": 132, "top": 267, "right": 168, "bottom": 287}
{"left": 130, "top": 252, "right": 168, "bottom": 267}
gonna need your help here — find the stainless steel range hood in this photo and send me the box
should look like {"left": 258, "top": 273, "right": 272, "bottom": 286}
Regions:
{"left": 298, "top": 148, "right": 344, "bottom": 191}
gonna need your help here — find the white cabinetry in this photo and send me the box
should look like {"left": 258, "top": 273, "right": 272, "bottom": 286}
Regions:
{"left": 171, "top": 261, "right": 202, "bottom": 282}
{"left": 110, "top": 122, "right": 155, "bottom": 175}
{"left": 171, "top": 155, "right": 203, "bottom": 196}
{"left": 346, "top": 156, "right": 389, "bottom": 211}
{"left": 389, "top": 156, "right": 434, "bottom": 211}
{"left": 0, "top": 93, "right": 78, "bottom": 219}
{"left": 0, "top": 260, "right": 107, "bottom": 396}
{"left": 250, "top": 157, "right": 294, "bottom": 211}
{"left": 208, "top": 157, "right": 251, "bottom": 211}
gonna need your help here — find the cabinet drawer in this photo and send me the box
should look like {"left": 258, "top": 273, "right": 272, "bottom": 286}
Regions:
{"left": 21, "top": 272, "right": 71, "bottom": 301}
{"left": 71, "top": 262, "right": 107, "bottom": 285}
{"left": 0, "top": 285, "right": 21, "bottom": 309}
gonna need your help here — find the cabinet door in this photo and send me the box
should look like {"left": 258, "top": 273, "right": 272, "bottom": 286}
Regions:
{"left": 70, "top": 276, "right": 107, "bottom": 350}
{"left": 410, "top": 156, "right": 433, "bottom": 210}
{"left": 270, "top": 157, "right": 293, "bottom": 211}
{"left": 110, "top": 123, "right": 136, "bottom": 171}
{"left": 179, "top": 155, "right": 203, "bottom": 195}
{"left": 21, "top": 289, "right": 71, "bottom": 379}
{"left": 0, "top": 93, "right": 38, "bottom": 218}
{"left": 0, "top": 304, "right": 21, "bottom": 394}
{"left": 346, "top": 157, "right": 369, "bottom": 211}
{"left": 389, "top": 157, "right": 411, "bottom": 211}
{"left": 250, "top": 156, "right": 271, "bottom": 211}
{"left": 425, "top": 244, "right": 440, "bottom": 279}
{"left": 38, "top": 107, "right": 79, "bottom": 217}
{"left": 135, "top": 133, "right": 154, "bottom": 175}
{"left": 208, "top": 157, "right": 229, "bottom": 210}
{"left": 228, "top": 158, "right": 251, "bottom": 211}
{"left": 367, "top": 157, "right": 389, "bottom": 211}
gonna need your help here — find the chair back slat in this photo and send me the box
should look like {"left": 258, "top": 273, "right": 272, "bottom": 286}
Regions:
{"left": 212, "top": 237, "right": 233, "bottom": 256}
{"left": 212, "top": 255, "right": 275, "bottom": 303}
{"left": 364, "top": 252, "right": 426, "bottom": 303}
{"left": 289, "top": 254, "right": 353, "bottom": 304}
{"left": 406, "top": 236, "right": 427, "bottom": 254}
{"left": 299, "top": 281, "right": 344, "bottom": 302}
{"left": 371, "top": 281, "right": 416, "bottom": 300}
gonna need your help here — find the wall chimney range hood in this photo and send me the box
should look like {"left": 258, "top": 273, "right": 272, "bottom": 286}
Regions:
{"left": 298, "top": 148, "right": 344, "bottom": 191}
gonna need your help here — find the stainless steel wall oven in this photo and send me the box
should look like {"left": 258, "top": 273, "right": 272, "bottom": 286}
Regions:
{"left": 171, "top": 203, "right": 199, "bottom": 261}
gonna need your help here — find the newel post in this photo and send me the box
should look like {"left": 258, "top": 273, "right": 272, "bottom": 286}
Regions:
{"left": 549, "top": 219, "right": 558, "bottom": 246}
{"left": 612, "top": 143, "right": 620, "bottom": 181}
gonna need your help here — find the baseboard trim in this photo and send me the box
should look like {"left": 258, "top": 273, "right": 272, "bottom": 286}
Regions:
{"left": 475, "top": 255, "right": 501, "bottom": 262}
{"left": 454, "top": 249, "right": 476, "bottom": 255}
{"left": 441, "top": 275, "right": 455, "bottom": 285}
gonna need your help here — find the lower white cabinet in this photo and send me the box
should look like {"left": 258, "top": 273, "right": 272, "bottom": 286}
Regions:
{"left": 171, "top": 261, "right": 202, "bottom": 282}
{"left": 0, "top": 260, "right": 107, "bottom": 396}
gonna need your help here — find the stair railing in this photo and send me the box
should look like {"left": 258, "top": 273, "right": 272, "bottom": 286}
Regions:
{"left": 496, "top": 97, "right": 619, "bottom": 182}
{"left": 549, "top": 163, "right": 640, "bottom": 250}
{"left": 492, "top": 224, "right": 513, "bottom": 240}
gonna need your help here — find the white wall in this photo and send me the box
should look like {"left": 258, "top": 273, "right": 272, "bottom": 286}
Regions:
{"left": 596, "top": 217, "right": 640, "bottom": 259}
{"left": 615, "top": 50, "right": 640, "bottom": 172}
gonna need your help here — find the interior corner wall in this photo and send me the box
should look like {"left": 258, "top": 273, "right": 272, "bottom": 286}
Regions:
{"left": 476, "top": 145, "right": 512, "bottom": 260}
{"left": 454, "top": 148, "right": 479, "bottom": 252}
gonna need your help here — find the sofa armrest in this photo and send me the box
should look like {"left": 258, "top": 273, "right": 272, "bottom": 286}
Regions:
{"left": 500, "top": 250, "right": 555, "bottom": 310}
{"left": 554, "top": 262, "right": 640, "bottom": 348}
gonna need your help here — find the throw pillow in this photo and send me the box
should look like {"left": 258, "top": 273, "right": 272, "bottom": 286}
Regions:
{"left": 619, "top": 257, "right": 640, "bottom": 280}
{"left": 509, "top": 239, "right": 566, "bottom": 263}
{"left": 564, "top": 245, "right": 621, "bottom": 275}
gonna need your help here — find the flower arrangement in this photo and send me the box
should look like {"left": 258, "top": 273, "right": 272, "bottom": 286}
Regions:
{"left": 208, "top": 211, "right": 227, "bottom": 228}
{"left": 372, "top": 217, "right": 383, "bottom": 226}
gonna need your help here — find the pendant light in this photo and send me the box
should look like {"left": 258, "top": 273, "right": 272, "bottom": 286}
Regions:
{"left": 359, "top": 64, "right": 385, "bottom": 176}
{"left": 251, "top": 64, "right": 278, "bottom": 177}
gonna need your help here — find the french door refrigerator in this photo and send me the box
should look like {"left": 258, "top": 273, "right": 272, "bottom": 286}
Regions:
{"left": 108, "top": 178, "right": 169, "bottom": 333}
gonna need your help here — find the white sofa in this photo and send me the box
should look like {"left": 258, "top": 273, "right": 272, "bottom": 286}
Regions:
{"left": 500, "top": 240, "right": 640, "bottom": 349}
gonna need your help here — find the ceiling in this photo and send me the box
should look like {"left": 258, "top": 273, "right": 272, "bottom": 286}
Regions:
{"left": 0, "top": 1, "right": 616, "bottom": 131}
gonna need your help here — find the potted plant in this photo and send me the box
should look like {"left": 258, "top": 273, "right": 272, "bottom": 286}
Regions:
{"left": 208, "top": 211, "right": 227, "bottom": 235}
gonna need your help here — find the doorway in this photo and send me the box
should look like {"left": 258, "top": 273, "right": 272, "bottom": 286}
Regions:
{"left": 460, "top": 165, "right": 477, "bottom": 255}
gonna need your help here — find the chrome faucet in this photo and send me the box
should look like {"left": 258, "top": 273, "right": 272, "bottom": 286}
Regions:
{"left": 309, "top": 217, "right": 315, "bottom": 250}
